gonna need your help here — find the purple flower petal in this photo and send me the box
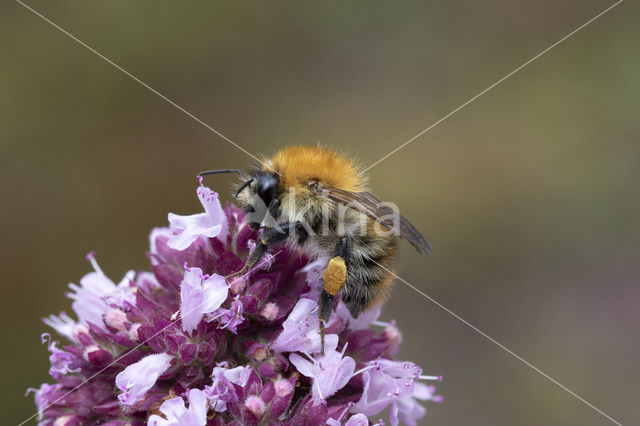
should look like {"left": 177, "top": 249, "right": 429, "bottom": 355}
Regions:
{"left": 327, "top": 413, "right": 371, "bottom": 426}
{"left": 167, "top": 186, "right": 228, "bottom": 251}
{"left": 204, "top": 364, "right": 253, "bottom": 413}
{"left": 67, "top": 254, "right": 135, "bottom": 329}
{"left": 392, "top": 382, "right": 435, "bottom": 426}
{"left": 148, "top": 388, "right": 208, "bottom": 426}
{"left": 149, "top": 227, "right": 173, "bottom": 265}
{"left": 337, "top": 301, "right": 381, "bottom": 330}
{"left": 271, "top": 298, "right": 338, "bottom": 354}
{"left": 180, "top": 267, "right": 228, "bottom": 333}
{"left": 351, "top": 359, "right": 440, "bottom": 426}
{"left": 209, "top": 295, "right": 245, "bottom": 333}
{"left": 41, "top": 333, "right": 83, "bottom": 379}
{"left": 290, "top": 342, "right": 356, "bottom": 405}
{"left": 42, "top": 312, "right": 76, "bottom": 342}
{"left": 115, "top": 353, "right": 173, "bottom": 405}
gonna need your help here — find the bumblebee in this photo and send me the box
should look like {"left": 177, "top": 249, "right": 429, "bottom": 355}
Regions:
{"left": 199, "top": 146, "right": 431, "bottom": 353}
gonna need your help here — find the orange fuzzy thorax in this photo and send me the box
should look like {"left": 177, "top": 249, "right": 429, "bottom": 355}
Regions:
{"left": 266, "top": 146, "right": 367, "bottom": 192}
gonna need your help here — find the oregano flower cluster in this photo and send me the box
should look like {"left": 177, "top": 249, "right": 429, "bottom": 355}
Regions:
{"left": 30, "top": 183, "right": 442, "bottom": 425}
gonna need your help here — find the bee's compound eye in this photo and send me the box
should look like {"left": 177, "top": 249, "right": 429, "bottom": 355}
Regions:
{"left": 256, "top": 173, "right": 279, "bottom": 206}
{"left": 307, "top": 180, "right": 320, "bottom": 192}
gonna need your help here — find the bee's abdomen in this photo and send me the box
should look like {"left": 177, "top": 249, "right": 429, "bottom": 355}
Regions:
{"left": 339, "top": 231, "right": 398, "bottom": 318}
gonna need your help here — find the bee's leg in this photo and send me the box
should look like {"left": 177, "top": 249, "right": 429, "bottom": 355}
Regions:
{"left": 226, "top": 225, "right": 290, "bottom": 278}
{"left": 319, "top": 237, "right": 348, "bottom": 355}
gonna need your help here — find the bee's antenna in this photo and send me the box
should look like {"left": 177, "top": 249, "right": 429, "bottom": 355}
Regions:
{"left": 234, "top": 179, "right": 254, "bottom": 198}
{"left": 198, "top": 169, "right": 242, "bottom": 177}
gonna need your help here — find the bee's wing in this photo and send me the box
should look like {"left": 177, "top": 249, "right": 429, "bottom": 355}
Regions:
{"left": 321, "top": 186, "right": 432, "bottom": 255}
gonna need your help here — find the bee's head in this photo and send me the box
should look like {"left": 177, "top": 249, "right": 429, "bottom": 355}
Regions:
{"left": 232, "top": 170, "right": 280, "bottom": 229}
{"left": 197, "top": 167, "right": 281, "bottom": 230}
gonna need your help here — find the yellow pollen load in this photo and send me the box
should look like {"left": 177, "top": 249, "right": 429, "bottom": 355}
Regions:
{"left": 322, "top": 256, "right": 347, "bottom": 296}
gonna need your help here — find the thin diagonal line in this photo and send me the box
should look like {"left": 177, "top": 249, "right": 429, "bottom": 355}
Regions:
{"left": 373, "top": 261, "right": 624, "bottom": 426}
{"left": 362, "top": 0, "right": 623, "bottom": 173}
{"left": 19, "top": 251, "right": 282, "bottom": 426}
{"left": 15, "top": 0, "right": 271, "bottom": 171}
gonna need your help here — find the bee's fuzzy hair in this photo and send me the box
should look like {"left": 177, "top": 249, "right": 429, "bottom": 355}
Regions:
{"left": 265, "top": 145, "right": 368, "bottom": 192}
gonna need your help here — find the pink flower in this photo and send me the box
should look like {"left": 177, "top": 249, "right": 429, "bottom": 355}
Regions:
{"left": 27, "top": 383, "right": 64, "bottom": 421}
{"left": 271, "top": 298, "right": 338, "bottom": 354}
{"left": 352, "top": 359, "right": 441, "bottom": 426}
{"left": 390, "top": 382, "right": 441, "bottom": 426}
{"left": 115, "top": 353, "right": 173, "bottom": 405}
{"left": 167, "top": 185, "right": 228, "bottom": 250}
{"left": 209, "top": 295, "right": 245, "bottom": 334}
{"left": 204, "top": 364, "right": 253, "bottom": 412}
{"left": 289, "top": 339, "right": 356, "bottom": 405}
{"left": 148, "top": 388, "right": 209, "bottom": 426}
{"left": 67, "top": 253, "right": 135, "bottom": 329}
{"left": 180, "top": 267, "right": 228, "bottom": 333}
{"left": 336, "top": 301, "right": 381, "bottom": 330}
{"left": 42, "top": 312, "right": 76, "bottom": 342}
{"left": 41, "top": 333, "right": 82, "bottom": 379}
{"left": 327, "top": 412, "right": 373, "bottom": 426}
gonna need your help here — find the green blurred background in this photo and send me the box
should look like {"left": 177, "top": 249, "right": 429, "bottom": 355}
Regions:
{"left": 1, "top": 1, "right": 638, "bottom": 424}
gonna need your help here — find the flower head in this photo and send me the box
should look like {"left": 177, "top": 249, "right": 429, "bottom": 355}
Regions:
{"left": 30, "top": 183, "right": 442, "bottom": 425}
